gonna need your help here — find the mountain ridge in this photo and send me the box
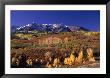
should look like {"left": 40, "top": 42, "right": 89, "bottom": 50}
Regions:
{"left": 11, "top": 22, "right": 90, "bottom": 33}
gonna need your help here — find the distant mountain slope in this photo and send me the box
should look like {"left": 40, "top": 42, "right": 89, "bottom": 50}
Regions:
{"left": 11, "top": 22, "right": 90, "bottom": 33}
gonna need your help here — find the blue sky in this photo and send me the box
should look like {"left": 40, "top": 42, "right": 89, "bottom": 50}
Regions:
{"left": 11, "top": 10, "right": 100, "bottom": 31}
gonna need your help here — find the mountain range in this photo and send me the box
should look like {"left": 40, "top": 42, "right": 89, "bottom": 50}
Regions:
{"left": 11, "top": 22, "right": 89, "bottom": 33}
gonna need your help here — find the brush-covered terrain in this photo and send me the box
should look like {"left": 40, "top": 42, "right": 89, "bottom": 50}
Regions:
{"left": 11, "top": 30, "right": 100, "bottom": 68}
